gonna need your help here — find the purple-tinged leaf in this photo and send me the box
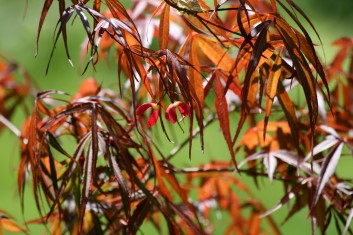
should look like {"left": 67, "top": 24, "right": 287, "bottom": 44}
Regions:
{"left": 36, "top": 90, "right": 68, "bottom": 99}
{"left": 279, "top": 0, "right": 330, "bottom": 104}
{"left": 80, "top": 141, "right": 94, "bottom": 232}
{"left": 167, "top": 201, "right": 204, "bottom": 235}
{"left": 46, "top": 132, "right": 71, "bottom": 159}
{"left": 105, "top": 147, "right": 130, "bottom": 195}
{"left": 93, "top": 20, "right": 109, "bottom": 47}
{"left": 311, "top": 214, "right": 317, "bottom": 235}
{"left": 264, "top": 154, "right": 277, "bottom": 183}
{"left": 304, "top": 137, "right": 340, "bottom": 161}
{"left": 319, "top": 125, "right": 340, "bottom": 138}
{"left": 336, "top": 183, "right": 353, "bottom": 196}
{"left": 311, "top": 141, "right": 344, "bottom": 211}
{"left": 79, "top": 104, "right": 99, "bottom": 233}
{"left": 46, "top": 6, "right": 75, "bottom": 74}
{"left": 47, "top": 132, "right": 92, "bottom": 220}
{"left": 238, "top": 152, "right": 267, "bottom": 169}
{"left": 127, "top": 198, "right": 151, "bottom": 234}
{"left": 36, "top": 0, "right": 54, "bottom": 56}
{"left": 75, "top": 6, "right": 93, "bottom": 44}
{"left": 276, "top": 81, "right": 300, "bottom": 150}
{"left": 233, "top": 20, "right": 271, "bottom": 146}
{"left": 46, "top": 141, "right": 59, "bottom": 193}
{"left": 271, "top": 150, "right": 321, "bottom": 175}
{"left": 41, "top": 103, "right": 92, "bottom": 129}
{"left": 317, "top": 91, "right": 327, "bottom": 123}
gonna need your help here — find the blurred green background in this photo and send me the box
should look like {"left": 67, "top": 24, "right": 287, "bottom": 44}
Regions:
{"left": 0, "top": 0, "right": 352, "bottom": 234}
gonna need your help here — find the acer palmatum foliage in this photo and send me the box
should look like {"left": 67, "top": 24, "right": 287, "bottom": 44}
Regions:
{"left": 1, "top": 0, "right": 353, "bottom": 234}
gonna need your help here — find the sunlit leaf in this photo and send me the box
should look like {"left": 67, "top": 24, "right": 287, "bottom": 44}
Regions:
{"left": 1, "top": 218, "right": 27, "bottom": 233}
{"left": 214, "top": 76, "right": 235, "bottom": 162}
{"left": 264, "top": 49, "right": 283, "bottom": 137}
{"left": 189, "top": 37, "right": 204, "bottom": 109}
{"left": 159, "top": 3, "right": 170, "bottom": 50}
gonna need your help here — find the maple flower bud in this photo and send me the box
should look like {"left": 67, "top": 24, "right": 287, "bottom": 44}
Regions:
{"left": 136, "top": 102, "right": 160, "bottom": 127}
{"left": 165, "top": 101, "right": 190, "bottom": 124}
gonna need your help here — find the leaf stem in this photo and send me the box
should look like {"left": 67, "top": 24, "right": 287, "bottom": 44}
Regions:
{"left": 0, "top": 114, "right": 22, "bottom": 138}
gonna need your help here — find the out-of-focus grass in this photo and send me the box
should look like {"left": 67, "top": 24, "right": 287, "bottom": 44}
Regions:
{"left": 0, "top": 0, "right": 352, "bottom": 234}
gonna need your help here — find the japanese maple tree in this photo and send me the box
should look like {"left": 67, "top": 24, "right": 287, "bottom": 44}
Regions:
{"left": 1, "top": 0, "right": 353, "bottom": 234}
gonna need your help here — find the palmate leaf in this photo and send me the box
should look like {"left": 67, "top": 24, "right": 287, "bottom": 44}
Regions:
{"left": 28, "top": 89, "right": 141, "bottom": 230}
{"left": 238, "top": 150, "right": 319, "bottom": 183}
{"left": 304, "top": 137, "right": 340, "bottom": 162}
{"left": 88, "top": 7, "right": 142, "bottom": 49}
{"left": 46, "top": 5, "right": 75, "bottom": 73}
{"left": 129, "top": 170, "right": 188, "bottom": 234}
{"left": 46, "top": 136, "right": 59, "bottom": 194}
{"left": 46, "top": 132, "right": 91, "bottom": 220}
{"left": 13, "top": 0, "right": 349, "bottom": 233}
{"left": 105, "top": 0, "right": 139, "bottom": 31}
{"left": 277, "top": 0, "right": 329, "bottom": 100}
{"left": 46, "top": 3, "right": 102, "bottom": 73}
{"left": 274, "top": 17, "right": 319, "bottom": 139}
{"left": 178, "top": 162, "right": 281, "bottom": 234}
{"left": 228, "top": 0, "right": 329, "bottom": 154}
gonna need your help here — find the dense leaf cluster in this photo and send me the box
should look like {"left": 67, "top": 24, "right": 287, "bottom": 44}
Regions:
{"left": 0, "top": 0, "right": 353, "bottom": 234}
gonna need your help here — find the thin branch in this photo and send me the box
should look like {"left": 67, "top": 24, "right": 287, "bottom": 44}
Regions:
{"left": 166, "top": 113, "right": 217, "bottom": 161}
{"left": 0, "top": 114, "right": 22, "bottom": 138}
{"left": 169, "top": 164, "right": 303, "bottom": 182}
